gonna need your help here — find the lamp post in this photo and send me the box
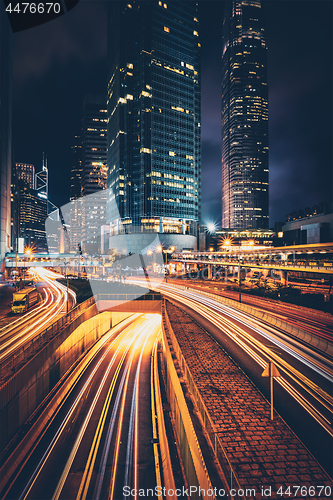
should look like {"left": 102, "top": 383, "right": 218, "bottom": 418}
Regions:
{"left": 66, "top": 262, "right": 69, "bottom": 314}
{"left": 24, "top": 248, "right": 32, "bottom": 287}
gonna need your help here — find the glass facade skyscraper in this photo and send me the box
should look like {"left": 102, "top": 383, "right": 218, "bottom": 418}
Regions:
{"left": 81, "top": 94, "right": 107, "bottom": 253}
{"left": 221, "top": 0, "right": 269, "bottom": 230}
{"left": 107, "top": 0, "right": 200, "bottom": 250}
{"left": 70, "top": 135, "right": 82, "bottom": 201}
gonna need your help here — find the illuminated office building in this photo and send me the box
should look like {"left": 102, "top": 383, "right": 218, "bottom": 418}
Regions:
{"left": 221, "top": 0, "right": 269, "bottom": 229}
{"left": 81, "top": 94, "right": 107, "bottom": 253}
{"left": 70, "top": 135, "right": 82, "bottom": 201}
{"left": 107, "top": 1, "right": 201, "bottom": 251}
{"left": 0, "top": 3, "right": 12, "bottom": 263}
{"left": 68, "top": 135, "right": 83, "bottom": 251}
{"left": 17, "top": 181, "right": 48, "bottom": 251}
{"left": 11, "top": 163, "right": 35, "bottom": 249}
{"left": 15, "top": 163, "right": 35, "bottom": 189}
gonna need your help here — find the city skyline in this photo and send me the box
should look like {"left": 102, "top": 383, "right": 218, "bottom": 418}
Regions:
{"left": 10, "top": 0, "right": 333, "bottom": 228}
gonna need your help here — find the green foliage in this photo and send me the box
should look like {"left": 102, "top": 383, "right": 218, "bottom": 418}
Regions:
{"left": 57, "top": 278, "right": 93, "bottom": 303}
{"left": 235, "top": 280, "right": 331, "bottom": 313}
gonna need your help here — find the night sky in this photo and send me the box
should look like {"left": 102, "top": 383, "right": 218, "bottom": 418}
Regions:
{"left": 11, "top": 0, "right": 333, "bottom": 228}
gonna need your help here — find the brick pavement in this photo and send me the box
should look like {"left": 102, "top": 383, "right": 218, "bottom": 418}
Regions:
{"left": 166, "top": 301, "right": 332, "bottom": 500}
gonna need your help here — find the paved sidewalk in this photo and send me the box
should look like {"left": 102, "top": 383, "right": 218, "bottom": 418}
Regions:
{"left": 166, "top": 301, "right": 332, "bottom": 500}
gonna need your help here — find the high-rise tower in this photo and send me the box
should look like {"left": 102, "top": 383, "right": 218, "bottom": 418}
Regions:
{"left": 107, "top": 0, "right": 201, "bottom": 251}
{"left": 80, "top": 94, "right": 107, "bottom": 253}
{"left": 221, "top": 0, "right": 269, "bottom": 230}
{"left": 70, "top": 135, "right": 82, "bottom": 201}
{"left": 15, "top": 163, "right": 35, "bottom": 189}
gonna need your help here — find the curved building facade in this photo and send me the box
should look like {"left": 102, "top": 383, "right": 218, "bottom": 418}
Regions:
{"left": 221, "top": 0, "right": 269, "bottom": 230}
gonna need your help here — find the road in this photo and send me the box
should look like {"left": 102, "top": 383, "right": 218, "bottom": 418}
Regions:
{"left": 0, "top": 268, "right": 76, "bottom": 369}
{"left": 126, "top": 277, "right": 332, "bottom": 469}
{"left": 3, "top": 313, "right": 163, "bottom": 500}
{"left": 160, "top": 283, "right": 332, "bottom": 428}
{"left": 165, "top": 278, "right": 333, "bottom": 342}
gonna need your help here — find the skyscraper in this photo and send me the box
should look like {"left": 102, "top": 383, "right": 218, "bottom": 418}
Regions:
{"left": 80, "top": 94, "right": 107, "bottom": 253}
{"left": 17, "top": 181, "right": 48, "bottom": 251}
{"left": 15, "top": 163, "right": 35, "bottom": 189}
{"left": 221, "top": 0, "right": 269, "bottom": 230}
{"left": 69, "top": 135, "right": 83, "bottom": 251}
{"left": 81, "top": 95, "right": 107, "bottom": 198}
{"left": 70, "top": 135, "right": 82, "bottom": 201}
{"left": 107, "top": 0, "right": 201, "bottom": 251}
{"left": 0, "top": 3, "right": 12, "bottom": 263}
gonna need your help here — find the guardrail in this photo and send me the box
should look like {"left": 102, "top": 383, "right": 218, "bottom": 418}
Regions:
{"left": 162, "top": 300, "right": 242, "bottom": 494}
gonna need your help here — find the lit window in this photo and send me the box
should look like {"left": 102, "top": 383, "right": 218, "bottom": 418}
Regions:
{"left": 193, "top": 30, "right": 198, "bottom": 36}
{"left": 127, "top": 63, "right": 133, "bottom": 69}
{"left": 171, "top": 106, "right": 184, "bottom": 112}
{"left": 169, "top": 151, "right": 176, "bottom": 156}
{"left": 140, "top": 148, "right": 152, "bottom": 154}
{"left": 164, "top": 26, "right": 170, "bottom": 33}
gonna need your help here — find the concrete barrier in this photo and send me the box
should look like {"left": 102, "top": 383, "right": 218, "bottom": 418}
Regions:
{"left": 160, "top": 301, "right": 232, "bottom": 500}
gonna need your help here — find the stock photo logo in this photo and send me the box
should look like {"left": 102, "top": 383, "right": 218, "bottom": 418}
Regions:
{"left": 45, "top": 188, "right": 164, "bottom": 310}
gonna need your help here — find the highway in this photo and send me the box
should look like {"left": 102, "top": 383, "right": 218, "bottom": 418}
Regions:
{"left": 166, "top": 278, "right": 333, "bottom": 342}
{"left": 128, "top": 279, "right": 332, "bottom": 438}
{"left": 3, "top": 313, "right": 163, "bottom": 500}
{"left": 0, "top": 268, "right": 76, "bottom": 369}
{"left": 164, "top": 284, "right": 332, "bottom": 428}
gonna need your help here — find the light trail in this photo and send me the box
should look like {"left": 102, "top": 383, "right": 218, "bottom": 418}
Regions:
{"left": 128, "top": 280, "right": 332, "bottom": 437}
{"left": 0, "top": 268, "right": 77, "bottom": 365}
{"left": 12, "top": 314, "right": 162, "bottom": 500}
{"left": 16, "top": 315, "right": 142, "bottom": 500}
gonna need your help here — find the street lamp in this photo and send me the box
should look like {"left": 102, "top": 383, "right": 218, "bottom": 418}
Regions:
{"left": 65, "top": 261, "right": 69, "bottom": 314}
{"left": 23, "top": 248, "right": 32, "bottom": 286}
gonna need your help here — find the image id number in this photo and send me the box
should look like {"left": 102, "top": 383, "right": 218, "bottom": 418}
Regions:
{"left": 277, "top": 485, "right": 332, "bottom": 497}
{"left": 6, "top": 3, "right": 61, "bottom": 14}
